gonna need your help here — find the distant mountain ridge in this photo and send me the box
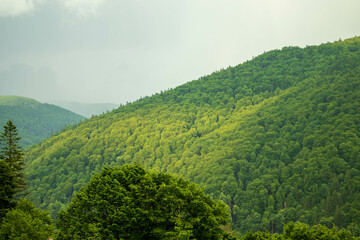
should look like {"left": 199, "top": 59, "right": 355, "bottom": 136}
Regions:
{"left": 0, "top": 96, "right": 85, "bottom": 148}
{"left": 48, "top": 101, "right": 118, "bottom": 118}
{"left": 0, "top": 96, "right": 39, "bottom": 106}
{"left": 24, "top": 37, "right": 360, "bottom": 236}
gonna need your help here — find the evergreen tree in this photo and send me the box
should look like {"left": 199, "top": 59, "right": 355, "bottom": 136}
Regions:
{"left": 0, "top": 160, "right": 16, "bottom": 219}
{"left": 0, "top": 120, "right": 26, "bottom": 219}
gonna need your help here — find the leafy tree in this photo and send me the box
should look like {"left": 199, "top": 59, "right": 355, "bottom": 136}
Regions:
{"left": 57, "top": 164, "right": 232, "bottom": 239}
{"left": 0, "top": 199, "right": 55, "bottom": 240}
{"left": 0, "top": 120, "right": 26, "bottom": 219}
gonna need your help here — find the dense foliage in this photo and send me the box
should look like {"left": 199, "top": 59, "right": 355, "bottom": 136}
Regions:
{"left": 0, "top": 121, "right": 54, "bottom": 239}
{"left": 242, "top": 222, "right": 359, "bottom": 240}
{"left": 0, "top": 199, "right": 54, "bottom": 240}
{"left": 0, "top": 120, "right": 26, "bottom": 219}
{"left": 0, "top": 96, "right": 85, "bottom": 148}
{"left": 57, "top": 164, "right": 232, "bottom": 239}
{"left": 24, "top": 37, "right": 360, "bottom": 236}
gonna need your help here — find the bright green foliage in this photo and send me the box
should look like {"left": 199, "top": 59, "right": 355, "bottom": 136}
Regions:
{"left": 242, "top": 221, "right": 360, "bottom": 239}
{"left": 0, "top": 96, "right": 85, "bottom": 148}
{"left": 56, "top": 164, "right": 231, "bottom": 239}
{"left": 0, "top": 199, "right": 55, "bottom": 240}
{"left": 0, "top": 120, "right": 26, "bottom": 219}
{"left": 24, "top": 37, "right": 360, "bottom": 235}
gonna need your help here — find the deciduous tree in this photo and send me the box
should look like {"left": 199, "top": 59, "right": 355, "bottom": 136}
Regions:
{"left": 57, "top": 164, "right": 233, "bottom": 239}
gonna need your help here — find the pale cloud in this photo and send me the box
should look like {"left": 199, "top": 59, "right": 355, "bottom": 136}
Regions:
{"left": 1, "top": 0, "right": 360, "bottom": 103}
{"left": 0, "top": 0, "right": 35, "bottom": 17}
{"left": 60, "top": 0, "right": 105, "bottom": 18}
{"left": 0, "top": 0, "right": 105, "bottom": 18}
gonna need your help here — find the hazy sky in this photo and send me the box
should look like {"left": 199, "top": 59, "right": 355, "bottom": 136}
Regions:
{"left": 0, "top": 0, "right": 359, "bottom": 104}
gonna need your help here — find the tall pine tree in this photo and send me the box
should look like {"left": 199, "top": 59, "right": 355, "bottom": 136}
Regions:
{"left": 0, "top": 120, "right": 26, "bottom": 219}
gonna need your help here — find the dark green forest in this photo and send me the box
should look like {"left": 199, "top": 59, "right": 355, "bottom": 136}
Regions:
{"left": 242, "top": 222, "right": 359, "bottom": 240}
{"left": 23, "top": 37, "right": 360, "bottom": 236}
{"left": 0, "top": 96, "right": 85, "bottom": 148}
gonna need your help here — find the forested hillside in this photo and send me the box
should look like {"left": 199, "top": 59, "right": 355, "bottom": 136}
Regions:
{"left": 24, "top": 37, "right": 360, "bottom": 236}
{"left": 0, "top": 96, "right": 85, "bottom": 148}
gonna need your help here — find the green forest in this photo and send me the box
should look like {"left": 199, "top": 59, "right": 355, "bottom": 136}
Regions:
{"left": 0, "top": 124, "right": 357, "bottom": 240}
{"left": 17, "top": 37, "right": 360, "bottom": 237}
{"left": 0, "top": 96, "right": 85, "bottom": 148}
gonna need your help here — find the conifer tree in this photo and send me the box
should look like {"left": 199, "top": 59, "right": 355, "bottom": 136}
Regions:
{"left": 0, "top": 120, "right": 26, "bottom": 219}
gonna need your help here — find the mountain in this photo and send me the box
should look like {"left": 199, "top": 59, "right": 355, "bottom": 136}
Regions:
{"left": 23, "top": 37, "right": 360, "bottom": 236}
{"left": 0, "top": 96, "right": 85, "bottom": 148}
{"left": 48, "top": 101, "right": 118, "bottom": 118}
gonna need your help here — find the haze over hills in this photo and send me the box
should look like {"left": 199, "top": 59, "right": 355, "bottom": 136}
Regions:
{"left": 24, "top": 37, "right": 360, "bottom": 236}
{"left": 0, "top": 96, "right": 85, "bottom": 148}
{"left": 47, "top": 101, "right": 119, "bottom": 118}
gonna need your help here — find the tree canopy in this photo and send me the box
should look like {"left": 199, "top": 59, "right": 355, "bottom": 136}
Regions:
{"left": 57, "top": 164, "right": 233, "bottom": 239}
{"left": 242, "top": 222, "right": 360, "bottom": 240}
{"left": 0, "top": 199, "right": 55, "bottom": 240}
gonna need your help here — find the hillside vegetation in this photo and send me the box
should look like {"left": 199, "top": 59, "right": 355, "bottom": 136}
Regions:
{"left": 0, "top": 96, "right": 85, "bottom": 148}
{"left": 24, "top": 37, "right": 360, "bottom": 236}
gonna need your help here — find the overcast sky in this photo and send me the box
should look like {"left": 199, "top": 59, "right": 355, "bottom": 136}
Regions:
{"left": 0, "top": 0, "right": 359, "bottom": 104}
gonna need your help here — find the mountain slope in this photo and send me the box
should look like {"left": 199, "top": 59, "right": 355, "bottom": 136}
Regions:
{"left": 0, "top": 96, "right": 85, "bottom": 148}
{"left": 24, "top": 37, "right": 360, "bottom": 235}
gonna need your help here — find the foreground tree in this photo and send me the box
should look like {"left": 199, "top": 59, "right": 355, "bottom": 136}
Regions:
{"left": 57, "top": 164, "right": 234, "bottom": 239}
{"left": 0, "top": 160, "right": 16, "bottom": 219}
{"left": 0, "top": 199, "right": 55, "bottom": 240}
{"left": 0, "top": 120, "right": 26, "bottom": 219}
{"left": 0, "top": 121, "right": 55, "bottom": 239}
